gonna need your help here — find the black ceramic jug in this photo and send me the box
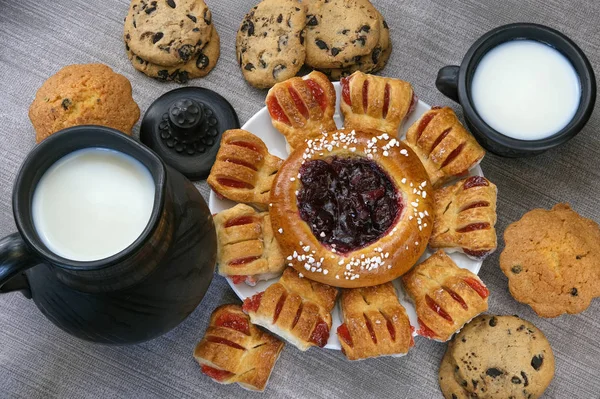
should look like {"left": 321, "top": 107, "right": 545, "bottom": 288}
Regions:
{"left": 0, "top": 126, "right": 217, "bottom": 344}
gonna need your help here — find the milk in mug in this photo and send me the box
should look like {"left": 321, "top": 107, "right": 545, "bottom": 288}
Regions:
{"left": 32, "top": 147, "right": 155, "bottom": 262}
{"left": 471, "top": 40, "right": 581, "bottom": 141}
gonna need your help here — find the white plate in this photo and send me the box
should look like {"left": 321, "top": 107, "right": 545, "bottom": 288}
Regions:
{"left": 209, "top": 82, "right": 484, "bottom": 350}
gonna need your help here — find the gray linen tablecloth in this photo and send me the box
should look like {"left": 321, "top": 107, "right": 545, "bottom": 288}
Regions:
{"left": 1, "top": 0, "right": 599, "bottom": 398}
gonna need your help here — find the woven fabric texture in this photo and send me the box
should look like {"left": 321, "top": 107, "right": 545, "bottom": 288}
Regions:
{"left": 0, "top": 0, "right": 599, "bottom": 397}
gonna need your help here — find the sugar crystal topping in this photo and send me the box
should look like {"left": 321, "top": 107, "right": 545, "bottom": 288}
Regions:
{"left": 284, "top": 130, "right": 431, "bottom": 280}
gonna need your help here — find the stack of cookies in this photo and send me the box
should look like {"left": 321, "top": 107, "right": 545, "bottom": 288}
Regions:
{"left": 236, "top": 0, "right": 390, "bottom": 89}
{"left": 124, "top": 0, "right": 219, "bottom": 83}
{"left": 439, "top": 315, "right": 555, "bottom": 399}
{"left": 304, "top": 0, "right": 391, "bottom": 81}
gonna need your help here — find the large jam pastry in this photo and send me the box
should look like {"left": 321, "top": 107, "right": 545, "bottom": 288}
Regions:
{"left": 401, "top": 250, "right": 489, "bottom": 342}
{"left": 430, "top": 176, "right": 498, "bottom": 260}
{"left": 213, "top": 204, "right": 285, "bottom": 286}
{"left": 340, "top": 71, "right": 416, "bottom": 135}
{"left": 266, "top": 70, "right": 337, "bottom": 150}
{"left": 242, "top": 268, "right": 338, "bottom": 351}
{"left": 193, "top": 304, "right": 284, "bottom": 392}
{"left": 404, "top": 107, "right": 485, "bottom": 188}
{"left": 338, "top": 282, "right": 414, "bottom": 360}
{"left": 270, "top": 129, "right": 434, "bottom": 288}
{"left": 207, "top": 129, "right": 283, "bottom": 210}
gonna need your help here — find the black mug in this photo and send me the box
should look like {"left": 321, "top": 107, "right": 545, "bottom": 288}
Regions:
{"left": 0, "top": 126, "right": 217, "bottom": 344}
{"left": 436, "top": 23, "right": 596, "bottom": 157}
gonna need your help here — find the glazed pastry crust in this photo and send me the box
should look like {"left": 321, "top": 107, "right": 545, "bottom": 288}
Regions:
{"left": 430, "top": 176, "right": 498, "bottom": 260}
{"left": 340, "top": 71, "right": 414, "bottom": 135}
{"left": 242, "top": 268, "right": 338, "bottom": 351}
{"left": 338, "top": 283, "right": 413, "bottom": 360}
{"left": 266, "top": 71, "right": 337, "bottom": 150}
{"left": 193, "top": 304, "right": 284, "bottom": 392}
{"left": 401, "top": 250, "right": 489, "bottom": 342}
{"left": 207, "top": 129, "right": 283, "bottom": 210}
{"left": 404, "top": 107, "right": 485, "bottom": 188}
{"left": 270, "top": 129, "right": 433, "bottom": 288}
{"left": 213, "top": 204, "right": 285, "bottom": 285}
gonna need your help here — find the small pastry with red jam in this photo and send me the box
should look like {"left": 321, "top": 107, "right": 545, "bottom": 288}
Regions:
{"left": 270, "top": 129, "right": 433, "bottom": 288}
{"left": 266, "top": 71, "right": 337, "bottom": 150}
{"left": 430, "top": 176, "right": 498, "bottom": 260}
{"left": 214, "top": 204, "right": 285, "bottom": 286}
{"left": 401, "top": 250, "right": 489, "bottom": 342}
{"left": 340, "top": 71, "right": 416, "bottom": 135}
{"left": 207, "top": 129, "right": 283, "bottom": 210}
{"left": 337, "top": 282, "right": 414, "bottom": 360}
{"left": 242, "top": 268, "right": 338, "bottom": 351}
{"left": 193, "top": 304, "right": 284, "bottom": 392}
{"left": 404, "top": 107, "right": 485, "bottom": 188}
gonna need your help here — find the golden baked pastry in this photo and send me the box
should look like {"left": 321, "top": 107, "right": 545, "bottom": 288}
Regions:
{"left": 266, "top": 71, "right": 337, "bottom": 150}
{"left": 193, "top": 304, "right": 284, "bottom": 392}
{"left": 402, "top": 250, "right": 489, "bottom": 342}
{"left": 340, "top": 71, "right": 415, "bottom": 134}
{"left": 29, "top": 64, "right": 140, "bottom": 143}
{"left": 242, "top": 268, "right": 338, "bottom": 351}
{"left": 500, "top": 203, "right": 600, "bottom": 318}
{"left": 430, "top": 176, "right": 498, "bottom": 260}
{"left": 337, "top": 282, "right": 414, "bottom": 360}
{"left": 207, "top": 129, "right": 283, "bottom": 210}
{"left": 270, "top": 129, "right": 433, "bottom": 288}
{"left": 213, "top": 204, "right": 285, "bottom": 286}
{"left": 404, "top": 107, "right": 485, "bottom": 188}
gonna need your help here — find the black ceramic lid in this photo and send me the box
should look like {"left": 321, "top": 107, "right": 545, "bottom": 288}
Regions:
{"left": 140, "top": 87, "right": 240, "bottom": 180}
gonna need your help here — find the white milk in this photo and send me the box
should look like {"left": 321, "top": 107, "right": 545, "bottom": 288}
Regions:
{"left": 32, "top": 148, "right": 155, "bottom": 262}
{"left": 471, "top": 40, "right": 580, "bottom": 140}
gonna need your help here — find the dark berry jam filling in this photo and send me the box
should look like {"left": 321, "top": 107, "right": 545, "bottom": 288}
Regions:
{"left": 297, "top": 156, "right": 402, "bottom": 253}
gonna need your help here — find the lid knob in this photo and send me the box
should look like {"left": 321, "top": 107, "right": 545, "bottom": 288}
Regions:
{"left": 169, "top": 99, "right": 203, "bottom": 135}
{"left": 140, "top": 87, "right": 240, "bottom": 180}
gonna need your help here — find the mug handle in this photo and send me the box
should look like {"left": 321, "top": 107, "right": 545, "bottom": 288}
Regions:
{"left": 0, "top": 232, "right": 39, "bottom": 298}
{"left": 436, "top": 65, "right": 461, "bottom": 103}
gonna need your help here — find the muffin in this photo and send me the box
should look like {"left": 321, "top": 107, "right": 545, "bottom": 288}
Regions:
{"left": 29, "top": 64, "right": 140, "bottom": 142}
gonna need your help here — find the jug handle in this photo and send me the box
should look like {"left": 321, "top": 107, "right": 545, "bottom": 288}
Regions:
{"left": 0, "top": 233, "right": 38, "bottom": 298}
{"left": 436, "top": 65, "right": 460, "bottom": 103}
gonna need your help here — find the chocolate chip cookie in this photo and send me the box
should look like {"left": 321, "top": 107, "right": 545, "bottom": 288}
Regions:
{"left": 29, "top": 64, "right": 140, "bottom": 143}
{"left": 447, "top": 315, "right": 555, "bottom": 399}
{"left": 500, "top": 203, "right": 600, "bottom": 318}
{"left": 124, "top": 0, "right": 213, "bottom": 67}
{"left": 439, "top": 344, "right": 471, "bottom": 399}
{"left": 127, "top": 27, "right": 219, "bottom": 83}
{"left": 236, "top": 0, "right": 307, "bottom": 89}
{"left": 319, "top": 11, "right": 390, "bottom": 80}
{"left": 304, "top": 0, "right": 381, "bottom": 69}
